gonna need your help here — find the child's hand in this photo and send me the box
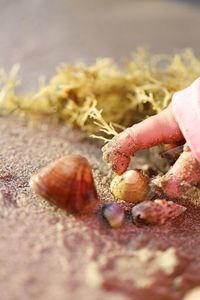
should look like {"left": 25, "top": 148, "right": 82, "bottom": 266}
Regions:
{"left": 102, "top": 105, "right": 183, "bottom": 174}
{"left": 102, "top": 77, "right": 200, "bottom": 199}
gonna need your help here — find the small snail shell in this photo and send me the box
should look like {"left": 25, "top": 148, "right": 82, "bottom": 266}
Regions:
{"left": 30, "top": 155, "right": 99, "bottom": 214}
{"left": 132, "top": 199, "right": 186, "bottom": 225}
{"left": 110, "top": 170, "right": 149, "bottom": 203}
{"left": 103, "top": 203, "right": 125, "bottom": 228}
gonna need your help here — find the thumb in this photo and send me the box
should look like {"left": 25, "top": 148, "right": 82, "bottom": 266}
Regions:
{"left": 152, "top": 145, "right": 200, "bottom": 199}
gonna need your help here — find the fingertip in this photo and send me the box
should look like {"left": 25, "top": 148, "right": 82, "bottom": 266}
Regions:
{"left": 112, "top": 157, "right": 129, "bottom": 175}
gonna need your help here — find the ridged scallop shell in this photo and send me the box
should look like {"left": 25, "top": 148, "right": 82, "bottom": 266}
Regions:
{"left": 30, "top": 155, "right": 99, "bottom": 214}
{"left": 132, "top": 199, "right": 186, "bottom": 225}
{"left": 110, "top": 170, "right": 149, "bottom": 203}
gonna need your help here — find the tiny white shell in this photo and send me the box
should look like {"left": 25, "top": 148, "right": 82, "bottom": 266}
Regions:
{"left": 103, "top": 203, "right": 125, "bottom": 228}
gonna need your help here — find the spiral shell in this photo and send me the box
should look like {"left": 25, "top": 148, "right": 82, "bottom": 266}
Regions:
{"left": 30, "top": 155, "right": 99, "bottom": 214}
{"left": 110, "top": 170, "right": 149, "bottom": 203}
{"left": 132, "top": 199, "right": 186, "bottom": 225}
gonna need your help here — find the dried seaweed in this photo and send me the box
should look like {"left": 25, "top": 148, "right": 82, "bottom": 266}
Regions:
{"left": 0, "top": 48, "right": 200, "bottom": 137}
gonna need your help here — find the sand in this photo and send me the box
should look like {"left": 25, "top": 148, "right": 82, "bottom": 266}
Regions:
{"left": 0, "top": 116, "right": 200, "bottom": 300}
{"left": 1, "top": 1, "right": 200, "bottom": 298}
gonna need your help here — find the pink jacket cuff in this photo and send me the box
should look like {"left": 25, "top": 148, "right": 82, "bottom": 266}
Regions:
{"left": 172, "top": 77, "right": 200, "bottom": 162}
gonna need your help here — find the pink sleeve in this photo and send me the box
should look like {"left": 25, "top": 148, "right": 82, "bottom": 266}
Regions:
{"left": 172, "top": 77, "right": 200, "bottom": 162}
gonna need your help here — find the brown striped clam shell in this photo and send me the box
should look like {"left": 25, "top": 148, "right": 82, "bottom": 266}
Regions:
{"left": 30, "top": 155, "right": 99, "bottom": 214}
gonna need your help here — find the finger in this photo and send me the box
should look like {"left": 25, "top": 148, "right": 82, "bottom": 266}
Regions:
{"left": 152, "top": 146, "right": 200, "bottom": 199}
{"left": 108, "top": 151, "right": 130, "bottom": 175}
{"left": 102, "top": 129, "right": 135, "bottom": 163}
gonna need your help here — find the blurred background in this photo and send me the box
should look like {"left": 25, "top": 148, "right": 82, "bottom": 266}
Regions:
{"left": 0, "top": 0, "right": 200, "bottom": 90}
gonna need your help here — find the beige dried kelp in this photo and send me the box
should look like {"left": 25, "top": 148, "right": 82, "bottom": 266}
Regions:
{"left": 0, "top": 48, "right": 200, "bottom": 136}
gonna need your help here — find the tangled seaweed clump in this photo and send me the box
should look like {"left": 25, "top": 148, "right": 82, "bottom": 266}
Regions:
{"left": 0, "top": 49, "right": 200, "bottom": 137}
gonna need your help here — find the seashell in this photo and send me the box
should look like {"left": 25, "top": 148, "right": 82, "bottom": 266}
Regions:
{"left": 30, "top": 155, "right": 99, "bottom": 214}
{"left": 183, "top": 287, "right": 200, "bottom": 300}
{"left": 103, "top": 203, "right": 125, "bottom": 228}
{"left": 131, "top": 199, "right": 186, "bottom": 225}
{"left": 110, "top": 169, "right": 149, "bottom": 203}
